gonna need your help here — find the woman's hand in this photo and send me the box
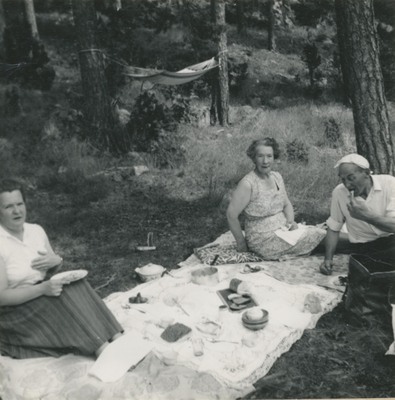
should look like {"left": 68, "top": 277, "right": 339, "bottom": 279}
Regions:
{"left": 41, "top": 280, "right": 63, "bottom": 297}
{"left": 287, "top": 221, "right": 298, "bottom": 231}
{"left": 31, "top": 251, "right": 62, "bottom": 272}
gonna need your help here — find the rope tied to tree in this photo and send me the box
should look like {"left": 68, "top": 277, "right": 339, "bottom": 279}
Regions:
{"left": 78, "top": 48, "right": 103, "bottom": 54}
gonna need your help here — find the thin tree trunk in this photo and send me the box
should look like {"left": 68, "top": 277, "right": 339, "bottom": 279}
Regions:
{"left": 210, "top": 0, "right": 216, "bottom": 22}
{"left": 334, "top": 1, "right": 351, "bottom": 105}
{"left": 23, "top": 0, "right": 38, "bottom": 40}
{"left": 113, "top": 0, "right": 121, "bottom": 11}
{"left": 210, "top": 0, "right": 229, "bottom": 127}
{"left": 71, "top": 0, "right": 120, "bottom": 152}
{"left": 0, "top": 0, "right": 5, "bottom": 38}
{"left": 0, "top": 0, "right": 5, "bottom": 56}
{"left": 281, "top": 0, "right": 293, "bottom": 27}
{"left": 236, "top": 0, "right": 246, "bottom": 35}
{"left": 217, "top": 0, "right": 229, "bottom": 126}
{"left": 210, "top": 0, "right": 218, "bottom": 125}
{"left": 268, "top": 0, "right": 276, "bottom": 51}
{"left": 335, "top": 0, "right": 394, "bottom": 174}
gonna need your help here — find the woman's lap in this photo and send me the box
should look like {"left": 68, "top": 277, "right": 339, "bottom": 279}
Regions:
{"left": 248, "top": 226, "right": 326, "bottom": 260}
{"left": 0, "top": 279, "right": 123, "bottom": 359}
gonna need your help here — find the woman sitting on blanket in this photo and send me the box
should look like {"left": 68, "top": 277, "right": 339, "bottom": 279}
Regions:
{"left": 0, "top": 178, "right": 123, "bottom": 359}
{"left": 227, "top": 138, "right": 326, "bottom": 260}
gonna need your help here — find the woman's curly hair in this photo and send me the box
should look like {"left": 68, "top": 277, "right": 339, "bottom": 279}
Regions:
{"left": 246, "top": 138, "right": 280, "bottom": 160}
{"left": 0, "top": 178, "right": 26, "bottom": 201}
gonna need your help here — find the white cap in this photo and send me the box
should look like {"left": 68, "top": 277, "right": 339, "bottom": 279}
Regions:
{"left": 334, "top": 154, "right": 370, "bottom": 170}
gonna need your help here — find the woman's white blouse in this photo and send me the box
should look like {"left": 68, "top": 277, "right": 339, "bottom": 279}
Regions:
{"left": 0, "top": 223, "right": 47, "bottom": 288}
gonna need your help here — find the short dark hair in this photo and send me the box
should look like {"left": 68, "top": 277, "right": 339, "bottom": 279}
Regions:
{"left": 246, "top": 138, "right": 280, "bottom": 160}
{"left": 0, "top": 178, "right": 26, "bottom": 201}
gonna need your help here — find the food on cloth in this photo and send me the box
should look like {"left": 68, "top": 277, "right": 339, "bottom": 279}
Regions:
{"left": 231, "top": 295, "right": 252, "bottom": 306}
{"left": 245, "top": 307, "right": 264, "bottom": 321}
{"left": 303, "top": 293, "right": 322, "bottom": 314}
{"left": 128, "top": 292, "right": 148, "bottom": 304}
{"left": 160, "top": 323, "right": 192, "bottom": 342}
{"left": 196, "top": 321, "right": 221, "bottom": 336}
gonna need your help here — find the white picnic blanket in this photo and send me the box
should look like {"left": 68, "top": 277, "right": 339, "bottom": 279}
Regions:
{"left": 0, "top": 232, "right": 349, "bottom": 400}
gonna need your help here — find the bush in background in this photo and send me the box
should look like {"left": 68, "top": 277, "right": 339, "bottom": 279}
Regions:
{"left": 286, "top": 138, "right": 310, "bottom": 164}
{"left": 324, "top": 117, "right": 343, "bottom": 148}
{"left": 126, "top": 89, "right": 188, "bottom": 168}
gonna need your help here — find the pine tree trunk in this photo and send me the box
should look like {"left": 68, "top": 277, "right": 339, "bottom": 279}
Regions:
{"left": 217, "top": 0, "right": 229, "bottom": 126}
{"left": 71, "top": 0, "right": 121, "bottom": 152}
{"left": 210, "top": 0, "right": 218, "bottom": 125}
{"left": 335, "top": 0, "right": 394, "bottom": 174}
{"left": 210, "top": 0, "right": 229, "bottom": 127}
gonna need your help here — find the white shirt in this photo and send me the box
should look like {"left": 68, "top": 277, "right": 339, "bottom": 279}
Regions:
{"left": 0, "top": 223, "right": 47, "bottom": 288}
{"left": 326, "top": 174, "right": 395, "bottom": 243}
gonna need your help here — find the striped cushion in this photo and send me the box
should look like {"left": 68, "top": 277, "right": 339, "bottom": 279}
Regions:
{"left": 194, "top": 244, "right": 263, "bottom": 265}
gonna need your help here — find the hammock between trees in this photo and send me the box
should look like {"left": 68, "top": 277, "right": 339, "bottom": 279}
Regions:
{"left": 122, "top": 57, "right": 218, "bottom": 85}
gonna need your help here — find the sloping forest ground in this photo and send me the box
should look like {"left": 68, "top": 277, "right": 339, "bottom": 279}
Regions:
{"left": 1, "top": 2, "right": 395, "bottom": 399}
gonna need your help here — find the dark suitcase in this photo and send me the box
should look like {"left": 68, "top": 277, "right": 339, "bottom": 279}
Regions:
{"left": 344, "top": 254, "right": 395, "bottom": 324}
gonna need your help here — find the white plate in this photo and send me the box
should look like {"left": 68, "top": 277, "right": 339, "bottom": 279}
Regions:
{"left": 50, "top": 269, "right": 88, "bottom": 284}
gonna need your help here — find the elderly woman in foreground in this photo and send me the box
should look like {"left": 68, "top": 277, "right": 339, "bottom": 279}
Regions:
{"left": 0, "top": 178, "right": 123, "bottom": 359}
{"left": 227, "top": 138, "right": 325, "bottom": 260}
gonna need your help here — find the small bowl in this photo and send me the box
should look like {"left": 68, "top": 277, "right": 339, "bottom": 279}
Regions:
{"left": 242, "top": 309, "right": 269, "bottom": 330}
{"left": 242, "top": 320, "right": 268, "bottom": 331}
{"left": 242, "top": 309, "right": 269, "bottom": 324}
{"left": 161, "top": 350, "right": 178, "bottom": 366}
{"left": 135, "top": 264, "right": 165, "bottom": 282}
{"left": 191, "top": 267, "right": 219, "bottom": 286}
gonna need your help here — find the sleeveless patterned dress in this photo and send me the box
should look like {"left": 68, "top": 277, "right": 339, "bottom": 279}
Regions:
{"left": 242, "top": 170, "right": 326, "bottom": 260}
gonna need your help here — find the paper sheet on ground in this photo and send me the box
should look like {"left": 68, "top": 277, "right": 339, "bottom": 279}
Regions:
{"left": 89, "top": 331, "right": 153, "bottom": 382}
{"left": 274, "top": 223, "right": 306, "bottom": 245}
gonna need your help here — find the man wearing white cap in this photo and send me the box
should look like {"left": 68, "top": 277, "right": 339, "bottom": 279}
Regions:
{"left": 320, "top": 153, "right": 395, "bottom": 275}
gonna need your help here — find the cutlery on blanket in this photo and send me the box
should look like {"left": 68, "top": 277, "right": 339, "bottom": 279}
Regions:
{"left": 161, "top": 269, "right": 183, "bottom": 279}
{"left": 175, "top": 301, "right": 190, "bottom": 316}
{"left": 122, "top": 304, "right": 147, "bottom": 313}
{"left": 165, "top": 296, "right": 190, "bottom": 316}
{"left": 206, "top": 338, "right": 239, "bottom": 344}
{"left": 211, "top": 254, "right": 220, "bottom": 266}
